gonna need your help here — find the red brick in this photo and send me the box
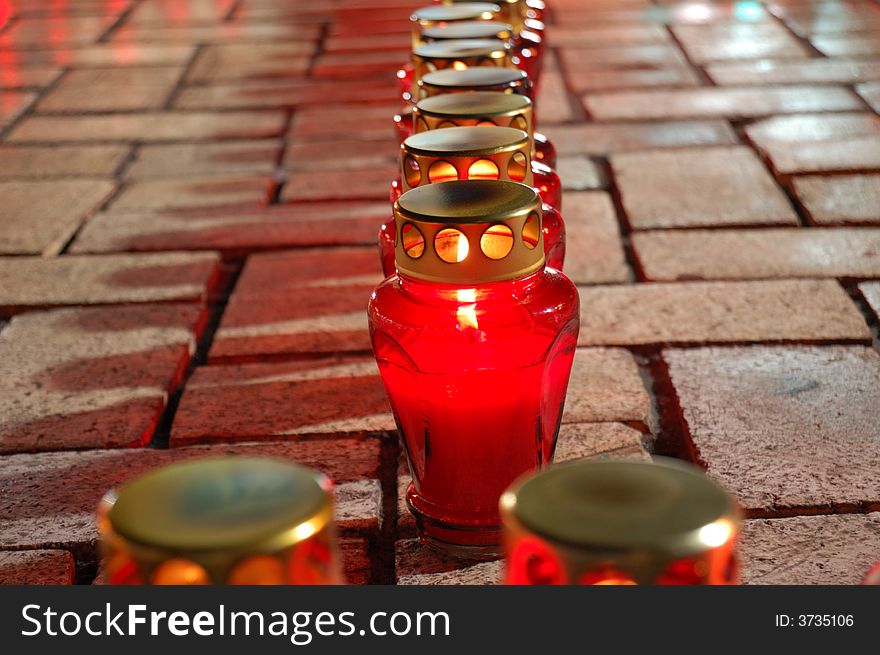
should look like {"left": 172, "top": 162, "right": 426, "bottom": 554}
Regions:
{"left": 742, "top": 513, "right": 880, "bottom": 585}
{"left": 541, "top": 120, "right": 737, "bottom": 156}
{"left": 339, "top": 538, "right": 373, "bottom": 585}
{"left": 555, "top": 156, "right": 606, "bottom": 191}
{"left": 313, "top": 51, "right": 402, "bottom": 77}
{"left": 634, "top": 228, "right": 880, "bottom": 280}
{"left": 546, "top": 24, "right": 670, "bottom": 47}
{"left": 578, "top": 280, "right": 870, "bottom": 346}
{"left": 0, "top": 91, "right": 35, "bottom": 129}
{"left": 811, "top": 34, "right": 880, "bottom": 57}
{"left": 760, "top": 136, "right": 880, "bottom": 175}
{"left": 666, "top": 345, "right": 880, "bottom": 511}
{"left": 108, "top": 175, "right": 272, "bottom": 214}
{"left": 856, "top": 81, "right": 880, "bottom": 113}
{"left": 0, "top": 179, "right": 115, "bottom": 255}
{"left": 285, "top": 137, "right": 398, "bottom": 172}
{"left": 793, "top": 175, "right": 880, "bottom": 225}
{"left": 671, "top": 22, "right": 810, "bottom": 63}
{"left": 570, "top": 67, "right": 699, "bottom": 92}
{"left": 172, "top": 357, "right": 392, "bottom": 444}
{"left": 0, "top": 252, "right": 219, "bottom": 310}
{"left": 70, "top": 202, "right": 387, "bottom": 254}
{"left": 8, "top": 111, "right": 287, "bottom": 143}
{"left": 324, "top": 33, "right": 409, "bottom": 53}
{"left": 586, "top": 86, "right": 861, "bottom": 120}
{"left": 0, "top": 144, "right": 129, "bottom": 179}
{"left": 36, "top": 66, "right": 183, "bottom": 113}
{"left": 708, "top": 58, "right": 880, "bottom": 86}
{"left": 110, "top": 21, "right": 322, "bottom": 44}
{"left": 745, "top": 112, "right": 880, "bottom": 148}
{"left": 210, "top": 248, "right": 381, "bottom": 360}
{"left": 126, "top": 140, "right": 281, "bottom": 178}
{"left": 288, "top": 103, "right": 399, "bottom": 141}
{"left": 187, "top": 43, "right": 312, "bottom": 82}
{"left": 0, "top": 66, "right": 61, "bottom": 90}
{"left": 772, "top": 4, "right": 880, "bottom": 37}
{"left": 0, "top": 440, "right": 382, "bottom": 549}
{"left": 282, "top": 165, "right": 398, "bottom": 202}
{"left": 562, "top": 191, "right": 630, "bottom": 284}
{"left": 0, "top": 550, "right": 75, "bottom": 585}
{"left": 611, "top": 146, "right": 798, "bottom": 229}
{"left": 127, "top": 0, "right": 237, "bottom": 25}
{"left": 554, "top": 423, "right": 650, "bottom": 464}
{"left": 562, "top": 348, "right": 650, "bottom": 424}
{"left": 0, "top": 304, "right": 202, "bottom": 453}
{"left": 559, "top": 44, "right": 689, "bottom": 72}
{"left": 174, "top": 78, "right": 397, "bottom": 110}
{"left": 22, "top": 45, "right": 197, "bottom": 67}
{"left": 0, "top": 15, "right": 115, "bottom": 47}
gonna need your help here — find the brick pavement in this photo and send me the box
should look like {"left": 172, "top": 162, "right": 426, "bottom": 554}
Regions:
{"left": 0, "top": 0, "right": 879, "bottom": 585}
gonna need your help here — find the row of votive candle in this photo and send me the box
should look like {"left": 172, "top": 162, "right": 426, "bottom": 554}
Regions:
{"left": 97, "top": 0, "right": 743, "bottom": 585}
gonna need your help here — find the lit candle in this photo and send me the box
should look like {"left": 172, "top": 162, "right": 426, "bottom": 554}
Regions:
{"left": 98, "top": 457, "right": 343, "bottom": 585}
{"left": 369, "top": 180, "right": 579, "bottom": 557}
{"left": 501, "top": 458, "right": 741, "bottom": 584}
{"left": 383, "top": 126, "right": 564, "bottom": 275}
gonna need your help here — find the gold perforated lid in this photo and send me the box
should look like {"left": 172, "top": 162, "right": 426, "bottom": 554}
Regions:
{"left": 501, "top": 459, "right": 739, "bottom": 559}
{"left": 401, "top": 126, "right": 533, "bottom": 192}
{"left": 443, "top": 0, "right": 526, "bottom": 31}
{"left": 411, "top": 3, "right": 502, "bottom": 47}
{"left": 419, "top": 67, "right": 530, "bottom": 99}
{"left": 414, "top": 91, "right": 533, "bottom": 144}
{"left": 421, "top": 20, "right": 513, "bottom": 42}
{"left": 394, "top": 180, "right": 543, "bottom": 284}
{"left": 103, "top": 457, "right": 333, "bottom": 555}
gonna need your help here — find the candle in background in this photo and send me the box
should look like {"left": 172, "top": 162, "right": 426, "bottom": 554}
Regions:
{"left": 439, "top": 0, "right": 545, "bottom": 84}
{"left": 98, "top": 457, "right": 343, "bottom": 585}
{"left": 501, "top": 458, "right": 741, "bottom": 585}
{"left": 414, "top": 90, "right": 558, "bottom": 180}
{"left": 383, "top": 126, "right": 564, "bottom": 275}
{"left": 369, "top": 180, "right": 579, "bottom": 557}
{"left": 401, "top": 4, "right": 506, "bottom": 103}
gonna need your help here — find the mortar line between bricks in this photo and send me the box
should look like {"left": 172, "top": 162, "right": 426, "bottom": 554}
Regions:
{"left": 268, "top": 107, "right": 297, "bottom": 204}
{"left": 161, "top": 44, "right": 205, "bottom": 111}
{"left": 603, "top": 156, "right": 646, "bottom": 283}
{"left": 95, "top": 0, "right": 145, "bottom": 43}
{"left": 765, "top": 7, "right": 828, "bottom": 60}
{"left": 626, "top": 345, "right": 699, "bottom": 464}
{"left": 661, "top": 23, "right": 715, "bottom": 88}
{"left": 841, "top": 279, "right": 880, "bottom": 353}
{"left": 224, "top": 0, "right": 245, "bottom": 22}
{"left": 548, "top": 47, "right": 589, "bottom": 123}
{"left": 745, "top": 502, "right": 880, "bottom": 520}
{"left": 149, "top": 256, "right": 246, "bottom": 448}
{"left": 0, "top": 62, "right": 70, "bottom": 142}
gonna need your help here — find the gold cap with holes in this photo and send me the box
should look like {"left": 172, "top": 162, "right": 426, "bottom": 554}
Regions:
{"left": 98, "top": 457, "right": 343, "bottom": 585}
{"left": 411, "top": 3, "right": 502, "bottom": 48}
{"left": 421, "top": 20, "right": 513, "bottom": 43}
{"left": 418, "top": 67, "right": 531, "bottom": 100}
{"left": 394, "top": 180, "right": 543, "bottom": 284}
{"left": 401, "top": 125, "right": 533, "bottom": 193}
{"left": 411, "top": 39, "right": 513, "bottom": 92}
{"left": 500, "top": 458, "right": 741, "bottom": 585}
{"left": 443, "top": 0, "right": 527, "bottom": 32}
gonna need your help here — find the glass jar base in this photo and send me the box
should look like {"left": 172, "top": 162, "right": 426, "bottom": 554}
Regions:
{"left": 406, "top": 493, "right": 503, "bottom": 560}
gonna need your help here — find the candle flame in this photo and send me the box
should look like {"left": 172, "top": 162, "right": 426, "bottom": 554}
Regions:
{"left": 456, "top": 288, "right": 478, "bottom": 330}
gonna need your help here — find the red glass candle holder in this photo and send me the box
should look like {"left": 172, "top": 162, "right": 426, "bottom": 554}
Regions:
{"left": 370, "top": 181, "right": 580, "bottom": 557}
{"left": 501, "top": 458, "right": 741, "bottom": 585}
{"left": 399, "top": 38, "right": 513, "bottom": 107}
{"left": 383, "top": 126, "right": 564, "bottom": 275}
{"left": 99, "top": 457, "right": 344, "bottom": 585}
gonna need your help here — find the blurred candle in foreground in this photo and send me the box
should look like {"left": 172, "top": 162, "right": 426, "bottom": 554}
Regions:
{"left": 501, "top": 458, "right": 741, "bottom": 585}
{"left": 98, "top": 457, "right": 343, "bottom": 585}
